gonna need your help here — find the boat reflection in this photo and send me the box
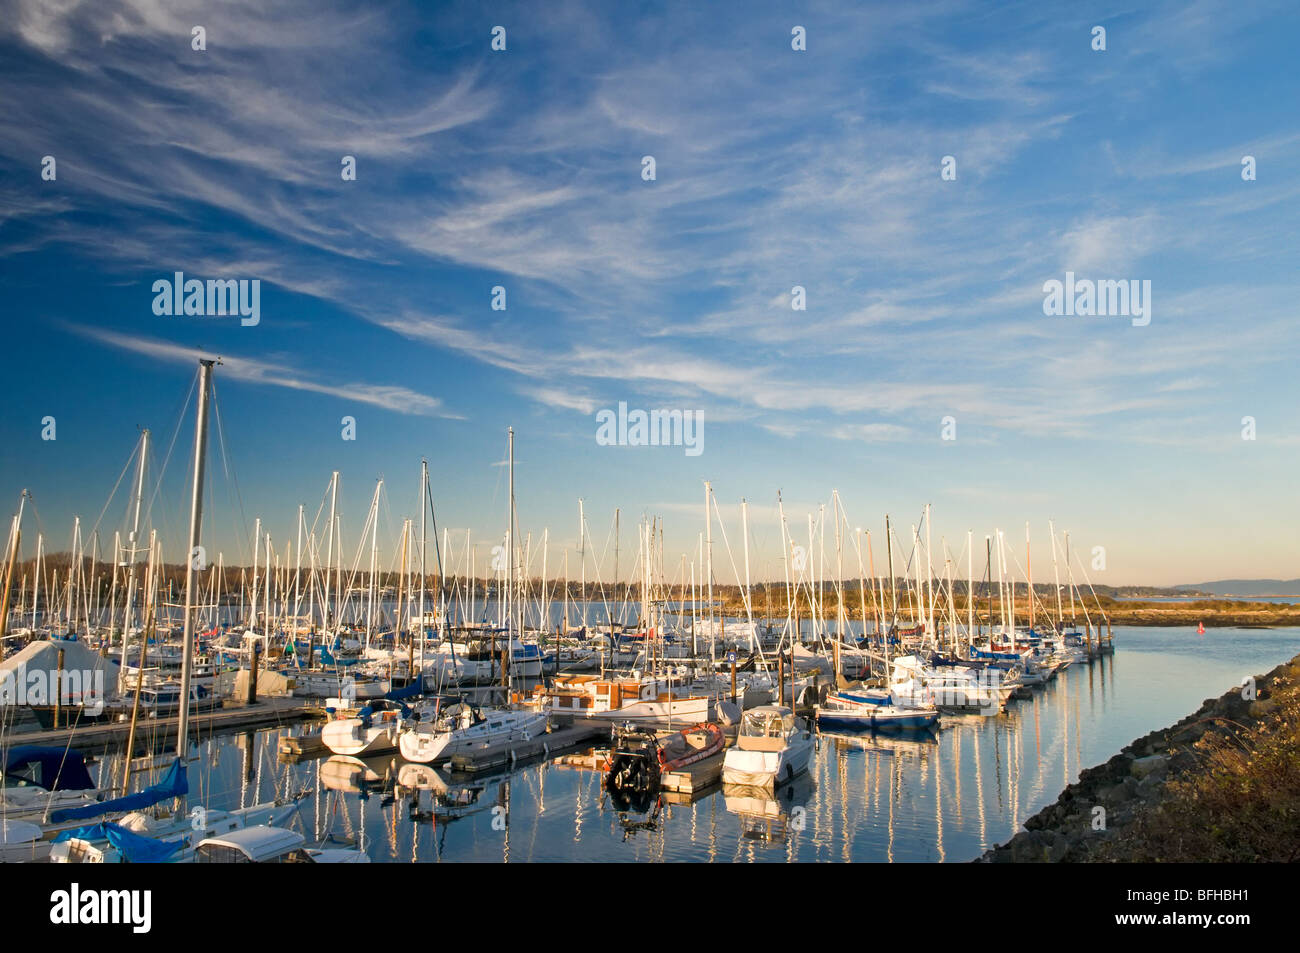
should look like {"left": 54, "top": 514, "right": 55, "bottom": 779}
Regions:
{"left": 820, "top": 725, "right": 939, "bottom": 756}
{"left": 722, "top": 775, "right": 815, "bottom": 846}
{"left": 396, "top": 762, "right": 501, "bottom": 822}
{"left": 319, "top": 754, "right": 399, "bottom": 799}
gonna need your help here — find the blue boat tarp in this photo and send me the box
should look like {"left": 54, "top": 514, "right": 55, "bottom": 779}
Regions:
{"left": 3, "top": 746, "right": 95, "bottom": 791}
{"left": 384, "top": 679, "right": 423, "bottom": 702}
{"left": 49, "top": 758, "right": 189, "bottom": 824}
{"left": 52, "top": 822, "right": 185, "bottom": 862}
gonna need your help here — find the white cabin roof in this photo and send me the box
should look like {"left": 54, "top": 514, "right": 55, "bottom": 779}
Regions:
{"left": 197, "top": 825, "right": 305, "bottom": 861}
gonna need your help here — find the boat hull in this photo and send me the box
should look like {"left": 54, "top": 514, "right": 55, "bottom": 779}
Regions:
{"left": 397, "top": 711, "right": 548, "bottom": 764}
{"left": 721, "top": 735, "right": 813, "bottom": 788}
{"left": 320, "top": 718, "right": 397, "bottom": 756}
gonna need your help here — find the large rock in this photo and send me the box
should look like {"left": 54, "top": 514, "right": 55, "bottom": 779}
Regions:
{"left": 1130, "top": 754, "right": 1169, "bottom": 779}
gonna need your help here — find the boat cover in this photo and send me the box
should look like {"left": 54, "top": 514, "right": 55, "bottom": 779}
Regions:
{"left": 3, "top": 746, "right": 96, "bottom": 791}
{"left": 49, "top": 758, "right": 189, "bottom": 824}
{"left": 52, "top": 822, "right": 185, "bottom": 862}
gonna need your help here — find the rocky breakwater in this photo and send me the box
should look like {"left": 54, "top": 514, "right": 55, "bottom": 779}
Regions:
{"left": 980, "top": 652, "right": 1300, "bottom": 862}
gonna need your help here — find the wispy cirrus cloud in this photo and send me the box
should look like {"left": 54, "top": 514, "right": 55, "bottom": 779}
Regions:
{"left": 65, "top": 323, "right": 459, "bottom": 418}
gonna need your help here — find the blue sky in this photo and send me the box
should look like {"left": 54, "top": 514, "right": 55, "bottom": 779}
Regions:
{"left": 1, "top": 0, "right": 1297, "bottom": 587}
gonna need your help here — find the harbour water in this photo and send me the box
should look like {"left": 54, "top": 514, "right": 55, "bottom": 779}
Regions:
{"left": 70, "top": 624, "right": 1300, "bottom": 862}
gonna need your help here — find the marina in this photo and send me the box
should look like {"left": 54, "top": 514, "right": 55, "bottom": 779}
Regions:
{"left": 5, "top": 621, "right": 1298, "bottom": 862}
{"left": 0, "top": 372, "right": 1291, "bottom": 865}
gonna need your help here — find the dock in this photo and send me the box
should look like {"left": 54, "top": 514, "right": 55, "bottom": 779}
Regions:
{"left": 277, "top": 730, "right": 329, "bottom": 760}
{"left": 11, "top": 698, "right": 318, "bottom": 756}
{"left": 660, "top": 750, "right": 725, "bottom": 794}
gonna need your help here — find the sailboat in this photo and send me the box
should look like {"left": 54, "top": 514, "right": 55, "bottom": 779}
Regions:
{"left": 398, "top": 428, "right": 549, "bottom": 762}
{"left": 816, "top": 687, "right": 939, "bottom": 731}
{"left": 396, "top": 697, "right": 547, "bottom": 764}
{"left": 48, "top": 360, "right": 308, "bottom": 860}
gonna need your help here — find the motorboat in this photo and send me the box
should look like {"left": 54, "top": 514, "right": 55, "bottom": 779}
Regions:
{"left": 721, "top": 705, "right": 813, "bottom": 788}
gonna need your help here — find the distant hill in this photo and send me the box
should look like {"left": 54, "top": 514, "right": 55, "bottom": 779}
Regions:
{"left": 1177, "top": 579, "right": 1300, "bottom": 596}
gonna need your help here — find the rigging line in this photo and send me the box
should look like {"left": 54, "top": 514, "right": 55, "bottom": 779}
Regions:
{"left": 709, "top": 495, "right": 752, "bottom": 620}
{"left": 211, "top": 381, "right": 252, "bottom": 567}
{"left": 86, "top": 435, "right": 141, "bottom": 544}
{"left": 142, "top": 370, "right": 197, "bottom": 534}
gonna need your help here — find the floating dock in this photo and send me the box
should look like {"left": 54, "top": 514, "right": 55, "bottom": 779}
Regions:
{"left": 277, "top": 730, "right": 329, "bottom": 759}
{"left": 12, "top": 698, "right": 317, "bottom": 756}
{"left": 660, "top": 750, "right": 725, "bottom": 794}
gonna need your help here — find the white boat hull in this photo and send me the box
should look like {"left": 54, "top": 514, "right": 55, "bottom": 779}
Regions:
{"left": 721, "top": 733, "right": 813, "bottom": 788}
{"left": 321, "top": 718, "right": 397, "bottom": 756}
{"left": 397, "top": 710, "right": 548, "bottom": 764}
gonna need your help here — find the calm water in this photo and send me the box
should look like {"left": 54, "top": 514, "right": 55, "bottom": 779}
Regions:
{"left": 79, "top": 625, "right": 1300, "bottom": 862}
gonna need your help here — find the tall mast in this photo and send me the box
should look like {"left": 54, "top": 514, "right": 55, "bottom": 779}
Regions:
{"left": 1066, "top": 530, "right": 1076, "bottom": 626}
{"left": 264, "top": 532, "right": 272, "bottom": 643}
{"left": 985, "top": 535, "right": 993, "bottom": 642}
{"left": 294, "top": 503, "right": 304, "bottom": 622}
{"left": 506, "top": 427, "right": 514, "bottom": 638}
{"left": 325, "top": 471, "right": 338, "bottom": 629}
{"left": 176, "top": 358, "right": 215, "bottom": 753}
{"left": 1026, "top": 521, "right": 1034, "bottom": 632}
{"left": 967, "top": 529, "right": 974, "bottom": 649}
{"left": 250, "top": 517, "right": 261, "bottom": 630}
{"left": 884, "top": 514, "right": 897, "bottom": 626}
{"left": 367, "top": 481, "right": 381, "bottom": 649}
{"left": 419, "top": 459, "right": 428, "bottom": 674}
{"left": 1002, "top": 530, "right": 1015, "bottom": 650}
{"left": 704, "top": 481, "right": 713, "bottom": 664}
{"left": 994, "top": 530, "right": 1004, "bottom": 634}
{"left": 1050, "top": 520, "right": 1064, "bottom": 630}
{"left": 925, "top": 503, "right": 935, "bottom": 639}
{"left": 741, "top": 497, "right": 753, "bottom": 633}
{"left": 0, "top": 492, "right": 27, "bottom": 642}
{"left": 506, "top": 427, "right": 515, "bottom": 691}
{"left": 118, "top": 431, "right": 150, "bottom": 691}
{"left": 578, "top": 499, "right": 586, "bottom": 630}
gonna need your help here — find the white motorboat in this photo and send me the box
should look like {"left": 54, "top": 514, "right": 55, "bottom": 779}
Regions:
{"left": 721, "top": 705, "right": 813, "bottom": 788}
{"left": 193, "top": 825, "right": 369, "bottom": 864}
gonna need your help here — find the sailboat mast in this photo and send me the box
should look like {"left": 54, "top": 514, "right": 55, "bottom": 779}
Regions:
{"left": 325, "top": 471, "right": 338, "bottom": 628}
{"left": 294, "top": 503, "right": 304, "bottom": 622}
{"left": 578, "top": 499, "right": 586, "bottom": 630}
{"left": 704, "top": 481, "right": 713, "bottom": 667}
{"left": 367, "top": 481, "right": 381, "bottom": 649}
{"left": 885, "top": 514, "right": 897, "bottom": 626}
{"left": 505, "top": 427, "right": 514, "bottom": 691}
{"left": 1066, "top": 530, "right": 1076, "bottom": 626}
{"left": 925, "top": 503, "right": 935, "bottom": 640}
{"left": 1026, "top": 521, "right": 1034, "bottom": 632}
{"left": 419, "top": 459, "right": 428, "bottom": 675}
{"left": 1050, "top": 520, "right": 1063, "bottom": 630}
{"left": 985, "top": 535, "right": 993, "bottom": 642}
{"left": 119, "top": 430, "right": 150, "bottom": 692}
{"left": 0, "top": 492, "right": 27, "bottom": 643}
{"left": 967, "top": 529, "right": 974, "bottom": 649}
{"left": 176, "top": 358, "right": 215, "bottom": 753}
